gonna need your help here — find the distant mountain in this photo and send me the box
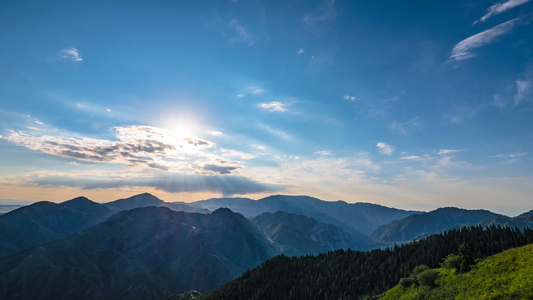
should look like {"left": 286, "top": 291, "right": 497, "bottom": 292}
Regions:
{"left": 0, "top": 205, "right": 24, "bottom": 215}
{"left": 370, "top": 207, "right": 505, "bottom": 246}
{"left": 0, "top": 196, "right": 111, "bottom": 257}
{"left": 0, "top": 207, "right": 278, "bottom": 300}
{"left": 480, "top": 215, "right": 533, "bottom": 231}
{"left": 104, "top": 193, "right": 209, "bottom": 214}
{"left": 192, "top": 195, "right": 420, "bottom": 239}
{"left": 252, "top": 211, "right": 361, "bottom": 255}
{"left": 517, "top": 209, "right": 533, "bottom": 218}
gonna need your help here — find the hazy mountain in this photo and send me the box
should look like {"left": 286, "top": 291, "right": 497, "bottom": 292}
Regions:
{"left": 480, "top": 215, "right": 533, "bottom": 231}
{"left": 0, "top": 206, "right": 278, "bottom": 300}
{"left": 252, "top": 211, "right": 362, "bottom": 255}
{"left": 370, "top": 207, "right": 505, "bottom": 246}
{"left": 192, "top": 195, "right": 420, "bottom": 238}
{"left": 0, "top": 205, "right": 24, "bottom": 215}
{"left": 517, "top": 209, "right": 533, "bottom": 218}
{"left": 0, "top": 196, "right": 111, "bottom": 257}
{"left": 104, "top": 193, "right": 209, "bottom": 214}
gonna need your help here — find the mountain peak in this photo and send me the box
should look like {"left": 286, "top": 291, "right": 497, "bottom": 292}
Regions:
{"left": 60, "top": 196, "right": 109, "bottom": 215}
{"left": 212, "top": 207, "right": 235, "bottom": 215}
{"left": 103, "top": 193, "right": 164, "bottom": 212}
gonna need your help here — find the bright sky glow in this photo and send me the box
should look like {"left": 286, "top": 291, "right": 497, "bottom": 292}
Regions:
{"left": 1, "top": 0, "right": 532, "bottom": 215}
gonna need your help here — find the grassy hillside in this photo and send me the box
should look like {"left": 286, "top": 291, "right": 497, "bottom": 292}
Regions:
{"left": 380, "top": 244, "right": 533, "bottom": 299}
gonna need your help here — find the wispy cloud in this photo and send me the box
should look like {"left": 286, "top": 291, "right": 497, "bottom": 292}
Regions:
{"left": 445, "top": 105, "right": 478, "bottom": 124}
{"left": 438, "top": 149, "right": 461, "bottom": 155}
{"left": 314, "top": 150, "right": 333, "bottom": 155}
{"left": 490, "top": 152, "right": 528, "bottom": 163}
{"left": 61, "top": 47, "right": 83, "bottom": 62}
{"left": 207, "top": 130, "right": 223, "bottom": 136}
{"left": 376, "top": 142, "right": 395, "bottom": 156}
{"left": 343, "top": 95, "right": 357, "bottom": 101}
{"left": 451, "top": 17, "right": 522, "bottom": 61}
{"left": 229, "top": 19, "right": 255, "bottom": 46}
{"left": 389, "top": 117, "right": 423, "bottom": 136}
{"left": 259, "top": 101, "right": 288, "bottom": 112}
{"left": 514, "top": 79, "right": 532, "bottom": 105}
{"left": 474, "top": 0, "right": 530, "bottom": 25}
{"left": 1, "top": 125, "right": 247, "bottom": 175}
{"left": 13, "top": 170, "right": 282, "bottom": 196}
{"left": 302, "top": 0, "right": 337, "bottom": 26}
{"left": 401, "top": 155, "right": 422, "bottom": 160}
{"left": 260, "top": 124, "right": 290, "bottom": 140}
{"left": 297, "top": 49, "right": 305, "bottom": 55}
{"left": 492, "top": 95, "right": 507, "bottom": 108}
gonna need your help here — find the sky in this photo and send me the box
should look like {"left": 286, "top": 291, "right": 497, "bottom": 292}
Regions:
{"left": 1, "top": 0, "right": 532, "bottom": 215}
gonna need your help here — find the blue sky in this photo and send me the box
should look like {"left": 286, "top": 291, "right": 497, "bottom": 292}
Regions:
{"left": 1, "top": 0, "right": 532, "bottom": 215}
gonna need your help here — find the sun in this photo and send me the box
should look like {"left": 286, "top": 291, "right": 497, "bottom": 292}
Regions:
{"left": 166, "top": 118, "right": 199, "bottom": 139}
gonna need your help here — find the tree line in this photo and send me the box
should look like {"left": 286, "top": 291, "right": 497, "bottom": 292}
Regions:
{"left": 201, "top": 225, "right": 533, "bottom": 300}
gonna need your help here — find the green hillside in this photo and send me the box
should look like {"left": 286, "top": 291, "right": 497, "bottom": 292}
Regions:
{"left": 380, "top": 244, "right": 533, "bottom": 299}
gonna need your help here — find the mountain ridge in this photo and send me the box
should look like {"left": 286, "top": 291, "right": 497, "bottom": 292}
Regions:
{"left": 0, "top": 206, "right": 278, "bottom": 299}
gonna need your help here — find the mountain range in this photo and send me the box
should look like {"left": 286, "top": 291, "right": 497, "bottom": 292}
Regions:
{"left": 191, "top": 195, "right": 421, "bottom": 238}
{"left": 369, "top": 207, "right": 506, "bottom": 246}
{"left": 0, "top": 192, "right": 531, "bottom": 299}
{"left": 0, "top": 196, "right": 112, "bottom": 257}
{"left": 0, "top": 207, "right": 276, "bottom": 299}
{"left": 251, "top": 211, "right": 360, "bottom": 255}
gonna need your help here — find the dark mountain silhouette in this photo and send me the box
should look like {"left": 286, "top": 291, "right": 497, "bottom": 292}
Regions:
{"left": 192, "top": 195, "right": 420, "bottom": 240}
{"left": 370, "top": 207, "right": 505, "bottom": 246}
{"left": 104, "top": 192, "right": 209, "bottom": 214}
{"left": 0, "top": 207, "right": 278, "bottom": 300}
{"left": 0, "top": 196, "right": 111, "bottom": 257}
{"left": 252, "top": 211, "right": 361, "bottom": 255}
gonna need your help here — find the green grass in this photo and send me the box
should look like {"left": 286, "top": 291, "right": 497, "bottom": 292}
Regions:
{"left": 379, "top": 244, "right": 533, "bottom": 300}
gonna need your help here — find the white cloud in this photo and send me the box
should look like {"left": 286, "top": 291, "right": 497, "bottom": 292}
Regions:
{"left": 34, "top": 120, "right": 43, "bottom": 125}
{"left": 297, "top": 49, "right": 305, "bottom": 55}
{"left": 514, "top": 79, "right": 531, "bottom": 105}
{"left": 220, "top": 148, "right": 255, "bottom": 160}
{"left": 450, "top": 17, "right": 522, "bottom": 61}
{"left": 106, "top": 108, "right": 112, "bottom": 112}
{"left": 475, "top": 0, "right": 530, "bottom": 24}
{"left": 259, "top": 101, "right": 288, "bottom": 112}
{"left": 491, "top": 152, "right": 528, "bottom": 163}
{"left": 376, "top": 142, "right": 395, "bottom": 156}
{"left": 207, "top": 130, "right": 223, "bottom": 136}
{"left": 438, "top": 149, "right": 461, "bottom": 155}
{"left": 61, "top": 47, "right": 83, "bottom": 62}
{"left": 260, "top": 124, "right": 290, "bottom": 140}
{"left": 509, "top": 152, "right": 528, "bottom": 158}
{"left": 401, "top": 155, "right": 421, "bottom": 160}
{"left": 252, "top": 88, "right": 264, "bottom": 94}
{"left": 343, "top": 95, "right": 357, "bottom": 101}
{"left": 0, "top": 126, "right": 253, "bottom": 175}
{"left": 228, "top": 19, "right": 254, "bottom": 46}
{"left": 236, "top": 94, "right": 244, "bottom": 98}
{"left": 314, "top": 150, "right": 333, "bottom": 156}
